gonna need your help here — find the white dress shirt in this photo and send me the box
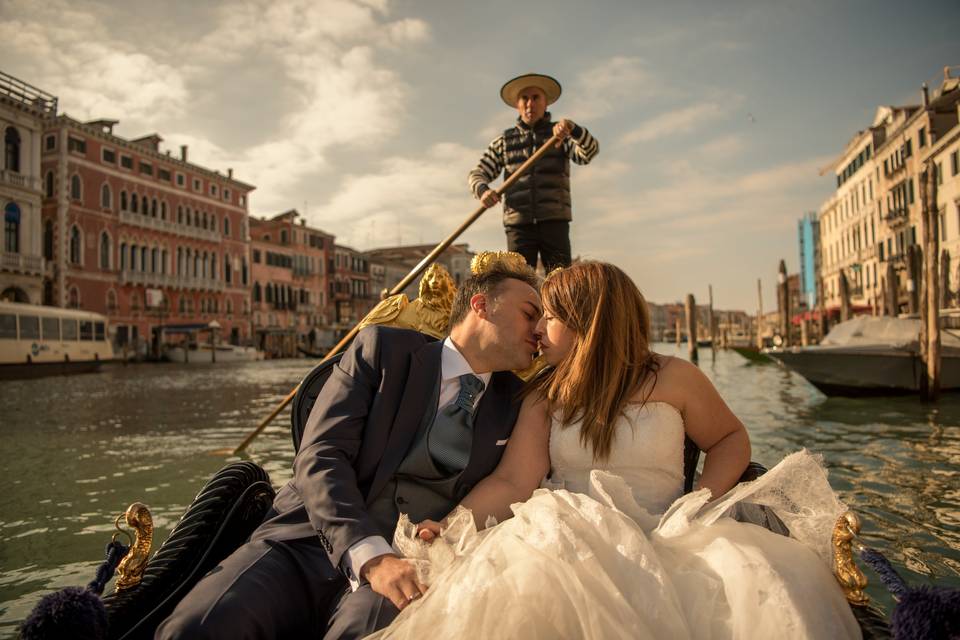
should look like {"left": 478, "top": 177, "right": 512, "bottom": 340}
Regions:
{"left": 341, "top": 337, "right": 491, "bottom": 589}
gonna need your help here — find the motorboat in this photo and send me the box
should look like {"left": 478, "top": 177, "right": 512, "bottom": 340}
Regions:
{"left": 0, "top": 301, "right": 113, "bottom": 379}
{"left": 164, "top": 342, "right": 263, "bottom": 363}
{"left": 764, "top": 315, "right": 960, "bottom": 396}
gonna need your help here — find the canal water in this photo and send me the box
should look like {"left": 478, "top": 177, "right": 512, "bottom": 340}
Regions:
{"left": 1, "top": 344, "right": 959, "bottom": 637}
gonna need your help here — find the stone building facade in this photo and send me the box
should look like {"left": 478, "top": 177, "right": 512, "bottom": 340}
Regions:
{"left": 0, "top": 71, "right": 56, "bottom": 305}
{"left": 40, "top": 116, "right": 255, "bottom": 352}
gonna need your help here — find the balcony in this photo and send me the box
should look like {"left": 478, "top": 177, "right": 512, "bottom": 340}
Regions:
{"left": 0, "top": 169, "right": 40, "bottom": 192}
{"left": 883, "top": 206, "right": 909, "bottom": 226}
{"left": 1, "top": 251, "right": 44, "bottom": 275}
{"left": 119, "top": 211, "right": 220, "bottom": 242}
{"left": 121, "top": 270, "right": 225, "bottom": 291}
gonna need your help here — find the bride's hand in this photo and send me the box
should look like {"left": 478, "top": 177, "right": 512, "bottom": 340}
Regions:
{"left": 415, "top": 519, "right": 443, "bottom": 543}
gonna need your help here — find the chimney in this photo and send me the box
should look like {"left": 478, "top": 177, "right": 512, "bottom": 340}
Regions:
{"left": 922, "top": 83, "right": 929, "bottom": 108}
{"left": 180, "top": 145, "right": 188, "bottom": 162}
{"left": 227, "top": 168, "right": 233, "bottom": 179}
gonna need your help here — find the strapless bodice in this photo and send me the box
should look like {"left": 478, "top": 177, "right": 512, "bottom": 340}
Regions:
{"left": 546, "top": 401, "right": 686, "bottom": 516}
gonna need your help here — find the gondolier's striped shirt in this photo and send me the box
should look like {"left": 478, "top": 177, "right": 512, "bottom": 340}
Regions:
{"left": 468, "top": 122, "right": 599, "bottom": 198}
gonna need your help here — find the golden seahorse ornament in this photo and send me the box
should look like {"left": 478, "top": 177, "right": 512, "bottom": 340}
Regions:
{"left": 832, "top": 511, "right": 869, "bottom": 606}
{"left": 114, "top": 502, "right": 153, "bottom": 591}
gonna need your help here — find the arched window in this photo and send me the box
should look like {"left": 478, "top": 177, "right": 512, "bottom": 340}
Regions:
{"left": 226, "top": 298, "right": 233, "bottom": 316}
{"left": 129, "top": 244, "right": 138, "bottom": 271}
{"left": 68, "top": 286, "right": 79, "bottom": 309}
{"left": 4, "top": 126, "right": 20, "bottom": 173}
{"left": 100, "top": 183, "right": 112, "bottom": 209}
{"left": 120, "top": 242, "right": 127, "bottom": 269}
{"left": 177, "top": 205, "right": 183, "bottom": 225}
{"left": 225, "top": 255, "right": 232, "bottom": 283}
{"left": 140, "top": 246, "right": 147, "bottom": 272}
{"left": 201, "top": 251, "right": 208, "bottom": 278}
{"left": 202, "top": 212, "right": 208, "bottom": 230}
{"left": 4, "top": 202, "right": 20, "bottom": 253}
{"left": 210, "top": 253, "right": 217, "bottom": 280}
{"left": 151, "top": 247, "right": 158, "bottom": 273}
{"left": 45, "top": 171, "right": 54, "bottom": 198}
{"left": 160, "top": 201, "right": 167, "bottom": 220}
{"left": 178, "top": 295, "right": 186, "bottom": 314}
{"left": 265, "top": 283, "right": 273, "bottom": 303}
{"left": 131, "top": 193, "right": 138, "bottom": 213}
{"left": 253, "top": 281, "right": 261, "bottom": 302}
{"left": 151, "top": 198, "right": 158, "bottom": 217}
{"left": 107, "top": 290, "right": 117, "bottom": 312}
{"left": 241, "top": 257, "right": 248, "bottom": 285}
{"left": 99, "top": 231, "right": 110, "bottom": 269}
{"left": 70, "top": 174, "right": 82, "bottom": 201}
{"left": 185, "top": 207, "right": 192, "bottom": 226}
{"left": 194, "top": 210, "right": 199, "bottom": 227}
{"left": 223, "top": 216, "right": 230, "bottom": 237}
{"left": 161, "top": 249, "right": 168, "bottom": 275}
{"left": 193, "top": 251, "right": 199, "bottom": 277}
{"left": 44, "top": 219, "right": 54, "bottom": 259}
{"left": 69, "top": 225, "right": 81, "bottom": 264}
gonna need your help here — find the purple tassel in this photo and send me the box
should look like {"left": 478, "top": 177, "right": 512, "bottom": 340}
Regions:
{"left": 19, "top": 539, "right": 129, "bottom": 640}
{"left": 859, "top": 546, "right": 960, "bottom": 639}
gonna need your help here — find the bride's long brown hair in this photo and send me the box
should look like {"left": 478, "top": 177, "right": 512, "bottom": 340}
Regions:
{"left": 528, "top": 261, "right": 659, "bottom": 461}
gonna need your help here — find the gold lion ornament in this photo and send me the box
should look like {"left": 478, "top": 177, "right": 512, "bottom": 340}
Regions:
{"left": 358, "top": 263, "right": 456, "bottom": 339}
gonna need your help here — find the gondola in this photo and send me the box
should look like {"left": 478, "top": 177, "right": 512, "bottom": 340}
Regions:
{"left": 21, "top": 255, "right": 898, "bottom": 640}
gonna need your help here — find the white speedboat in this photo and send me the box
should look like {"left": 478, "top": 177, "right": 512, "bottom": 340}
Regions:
{"left": 764, "top": 316, "right": 960, "bottom": 396}
{"left": 0, "top": 301, "right": 114, "bottom": 379}
{"left": 164, "top": 343, "right": 263, "bottom": 364}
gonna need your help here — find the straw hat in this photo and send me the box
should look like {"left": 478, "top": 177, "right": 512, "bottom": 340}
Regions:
{"left": 500, "top": 73, "right": 562, "bottom": 107}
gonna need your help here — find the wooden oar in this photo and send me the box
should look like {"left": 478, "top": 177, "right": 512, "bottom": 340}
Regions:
{"left": 224, "top": 133, "right": 562, "bottom": 456}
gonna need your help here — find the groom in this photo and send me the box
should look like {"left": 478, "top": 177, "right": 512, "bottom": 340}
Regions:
{"left": 157, "top": 265, "right": 542, "bottom": 640}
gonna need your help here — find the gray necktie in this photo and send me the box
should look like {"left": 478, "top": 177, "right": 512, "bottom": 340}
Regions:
{"left": 429, "top": 373, "right": 485, "bottom": 473}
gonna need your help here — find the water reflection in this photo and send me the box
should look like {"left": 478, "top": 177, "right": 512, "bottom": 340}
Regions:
{"left": 0, "top": 351, "right": 958, "bottom": 636}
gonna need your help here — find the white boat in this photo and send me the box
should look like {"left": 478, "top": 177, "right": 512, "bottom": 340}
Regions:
{"left": 164, "top": 342, "right": 263, "bottom": 363}
{"left": 764, "top": 316, "right": 960, "bottom": 396}
{"left": 0, "top": 301, "right": 114, "bottom": 379}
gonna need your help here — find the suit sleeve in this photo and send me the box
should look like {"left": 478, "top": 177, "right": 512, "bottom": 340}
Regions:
{"left": 292, "top": 327, "right": 387, "bottom": 568}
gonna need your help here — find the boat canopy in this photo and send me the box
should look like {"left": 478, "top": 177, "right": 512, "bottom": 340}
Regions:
{"left": 821, "top": 316, "right": 960, "bottom": 349}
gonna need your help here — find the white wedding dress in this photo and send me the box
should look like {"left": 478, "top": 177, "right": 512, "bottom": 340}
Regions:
{"left": 368, "top": 402, "right": 862, "bottom": 639}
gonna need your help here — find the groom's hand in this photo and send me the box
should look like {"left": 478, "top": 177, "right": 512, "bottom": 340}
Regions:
{"left": 362, "top": 553, "right": 427, "bottom": 611}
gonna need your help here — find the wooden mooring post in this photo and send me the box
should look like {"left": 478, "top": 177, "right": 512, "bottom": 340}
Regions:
{"left": 777, "top": 260, "right": 790, "bottom": 346}
{"left": 675, "top": 318, "right": 682, "bottom": 348}
{"left": 839, "top": 270, "right": 851, "bottom": 322}
{"left": 907, "top": 244, "right": 922, "bottom": 315}
{"left": 708, "top": 285, "right": 716, "bottom": 362}
{"left": 920, "top": 162, "right": 941, "bottom": 400}
{"left": 685, "top": 294, "right": 699, "bottom": 364}
{"left": 885, "top": 261, "right": 898, "bottom": 316}
{"left": 756, "top": 278, "right": 764, "bottom": 350}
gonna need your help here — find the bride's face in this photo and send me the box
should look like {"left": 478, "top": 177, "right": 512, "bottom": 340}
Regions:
{"left": 536, "top": 308, "right": 577, "bottom": 365}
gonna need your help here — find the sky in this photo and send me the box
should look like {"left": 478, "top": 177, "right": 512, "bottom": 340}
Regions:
{"left": 1, "top": 0, "right": 958, "bottom": 310}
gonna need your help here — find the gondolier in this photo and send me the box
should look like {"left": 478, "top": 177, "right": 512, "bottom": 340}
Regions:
{"left": 468, "top": 73, "right": 599, "bottom": 271}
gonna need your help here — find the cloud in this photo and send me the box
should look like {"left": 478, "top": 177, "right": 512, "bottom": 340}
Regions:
{"left": 565, "top": 56, "right": 658, "bottom": 121}
{"left": 621, "top": 102, "right": 727, "bottom": 145}
{"left": 0, "top": 0, "right": 189, "bottom": 123}
{"left": 0, "top": 0, "right": 431, "bottom": 214}
{"left": 305, "top": 142, "right": 505, "bottom": 250}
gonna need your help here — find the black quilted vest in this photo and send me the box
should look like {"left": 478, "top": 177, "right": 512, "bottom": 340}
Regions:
{"left": 502, "top": 114, "right": 572, "bottom": 226}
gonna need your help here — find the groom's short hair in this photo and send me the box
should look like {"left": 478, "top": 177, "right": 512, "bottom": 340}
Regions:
{"left": 448, "top": 267, "right": 540, "bottom": 328}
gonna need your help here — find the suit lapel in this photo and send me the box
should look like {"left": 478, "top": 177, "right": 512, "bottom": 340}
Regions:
{"left": 366, "top": 339, "right": 443, "bottom": 503}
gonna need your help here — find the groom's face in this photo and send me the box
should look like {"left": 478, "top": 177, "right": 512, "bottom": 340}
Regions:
{"left": 481, "top": 278, "right": 542, "bottom": 371}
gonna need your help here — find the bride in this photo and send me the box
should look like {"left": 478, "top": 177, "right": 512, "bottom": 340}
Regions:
{"left": 368, "top": 261, "right": 861, "bottom": 639}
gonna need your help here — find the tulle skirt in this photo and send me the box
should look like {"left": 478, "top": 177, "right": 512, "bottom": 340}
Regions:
{"left": 366, "top": 450, "right": 862, "bottom": 640}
